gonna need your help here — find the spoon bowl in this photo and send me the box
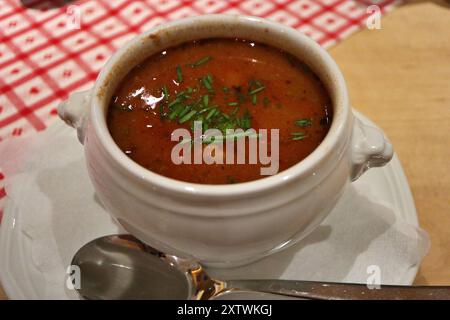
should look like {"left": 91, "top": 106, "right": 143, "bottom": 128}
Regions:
{"left": 72, "top": 235, "right": 450, "bottom": 300}
{"left": 72, "top": 235, "right": 211, "bottom": 299}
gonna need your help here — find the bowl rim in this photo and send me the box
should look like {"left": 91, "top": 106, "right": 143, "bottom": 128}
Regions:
{"left": 90, "top": 14, "right": 350, "bottom": 197}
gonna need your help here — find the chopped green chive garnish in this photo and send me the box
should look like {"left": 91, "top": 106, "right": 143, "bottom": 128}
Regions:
{"left": 168, "top": 104, "right": 184, "bottom": 120}
{"left": 205, "top": 108, "right": 218, "bottom": 121}
{"left": 197, "top": 107, "right": 211, "bottom": 115}
{"left": 202, "top": 75, "right": 213, "bottom": 91}
{"left": 191, "top": 56, "right": 211, "bottom": 67}
{"left": 248, "top": 79, "right": 262, "bottom": 89}
{"left": 263, "top": 97, "right": 271, "bottom": 106}
{"left": 162, "top": 86, "right": 169, "bottom": 101}
{"left": 249, "top": 79, "right": 263, "bottom": 88}
{"left": 240, "top": 110, "right": 252, "bottom": 129}
{"left": 178, "top": 105, "right": 192, "bottom": 118}
{"left": 168, "top": 97, "right": 182, "bottom": 109}
{"left": 179, "top": 110, "right": 197, "bottom": 124}
{"left": 203, "top": 94, "right": 209, "bottom": 108}
{"left": 248, "top": 86, "right": 265, "bottom": 95}
{"left": 176, "top": 66, "right": 183, "bottom": 83}
{"left": 192, "top": 97, "right": 202, "bottom": 108}
{"left": 176, "top": 90, "right": 186, "bottom": 99}
{"left": 155, "top": 71, "right": 266, "bottom": 135}
{"left": 291, "top": 132, "right": 308, "bottom": 141}
{"left": 295, "top": 118, "right": 312, "bottom": 127}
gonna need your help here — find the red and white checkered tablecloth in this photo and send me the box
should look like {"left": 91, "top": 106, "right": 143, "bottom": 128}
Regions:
{"left": 0, "top": 0, "right": 402, "bottom": 221}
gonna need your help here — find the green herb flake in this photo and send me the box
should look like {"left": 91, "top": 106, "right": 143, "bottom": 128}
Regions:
{"left": 202, "top": 75, "right": 213, "bottom": 91}
{"left": 203, "top": 94, "right": 209, "bottom": 108}
{"left": 167, "top": 104, "right": 183, "bottom": 120}
{"left": 176, "top": 90, "right": 186, "bottom": 99}
{"left": 191, "top": 56, "right": 211, "bottom": 67}
{"left": 205, "top": 108, "right": 218, "bottom": 121}
{"left": 168, "top": 97, "right": 182, "bottom": 109}
{"left": 240, "top": 110, "right": 252, "bottom": 129}
{"left": 291, "top": 132, "right": 308, "bottom": 141}
{"left": 178, "top": 105, "right": 192, "bottom": 118}
{"left": 248, "top": 86, "right": 265, "bottom": 95}
{"left": 179, "top": 110, "right": 197, "bottom": 124}
{"left": 242, "top": 119, "right": 251, "bottom": 130}
{"left": 162, "top": 86, "right": 169, "bottom": 102}
{"left": 198, "top": 107, "right": 211, "bottom": 115}
{"left": 176, "top": 66, "right": 183, "bottom": 83}
{"left": 295, "top": 118, "right": 312, "bottom": 127}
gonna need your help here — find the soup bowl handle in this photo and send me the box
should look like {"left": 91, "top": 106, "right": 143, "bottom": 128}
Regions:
{"left": 58, "top": 89, "right": 92, "bottom": 144}
{"left": 350, "top": 116, "right": 393, "bottom": 181}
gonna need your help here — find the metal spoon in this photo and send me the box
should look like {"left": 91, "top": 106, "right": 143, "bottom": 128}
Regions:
{"left": 71, "top": 235, "right": 450, "bottom": 300}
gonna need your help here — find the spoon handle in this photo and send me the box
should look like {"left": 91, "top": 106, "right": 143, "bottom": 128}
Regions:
{"left": 225, "top": 280, "right": 450, "bottom": 300}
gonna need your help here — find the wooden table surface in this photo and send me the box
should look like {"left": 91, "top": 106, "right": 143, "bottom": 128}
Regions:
{"left": 0, "top": 0, "right": 449, "bottom": 299}
{"left": 328, "top": 0, "right": 450, "bottom": 286}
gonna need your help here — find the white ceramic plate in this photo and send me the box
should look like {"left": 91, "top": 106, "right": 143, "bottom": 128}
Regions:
{"left": 0, "top": 111, "right": 420, "bottom": 299}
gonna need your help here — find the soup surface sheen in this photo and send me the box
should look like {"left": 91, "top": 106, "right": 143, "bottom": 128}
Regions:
{"left": 107, "top": 38, "right": 332, "bottom": 184}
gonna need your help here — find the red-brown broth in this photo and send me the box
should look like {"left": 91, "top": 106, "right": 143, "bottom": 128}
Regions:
{"left": 107, "top": 38, "right": 332, "bottom": 184}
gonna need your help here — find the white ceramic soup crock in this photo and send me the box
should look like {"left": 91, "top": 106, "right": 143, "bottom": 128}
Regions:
{"left": 58, "top": 15, "right": 393, "bottom": 267}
